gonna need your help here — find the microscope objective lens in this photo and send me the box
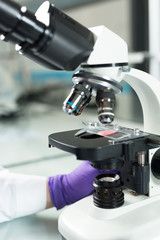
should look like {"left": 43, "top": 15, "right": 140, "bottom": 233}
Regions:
{"left": 63, "top": 82, "right": 92, "bottom": 116}
{"left": 96, "top": 89, "right": 116, "bottom": 124}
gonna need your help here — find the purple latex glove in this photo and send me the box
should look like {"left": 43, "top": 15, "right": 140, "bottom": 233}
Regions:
{"left": 48, "top": 161, "right": 106, "bottom": 210}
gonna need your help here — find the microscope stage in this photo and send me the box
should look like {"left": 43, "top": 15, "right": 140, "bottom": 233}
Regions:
{"left": 49, "top": 128, "right": 151, "bottom": 162}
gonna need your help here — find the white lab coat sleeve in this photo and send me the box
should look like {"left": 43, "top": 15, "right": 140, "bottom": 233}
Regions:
{"left": 0, "top": 166, "right": 47, "bottom": 223}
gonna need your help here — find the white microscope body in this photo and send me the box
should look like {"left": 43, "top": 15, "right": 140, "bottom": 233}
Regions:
{"left": 1, "top": 1, "right": 160, "bottom": 238}
{"left": 58, "top": 26, "right": 160, "bottom": 240}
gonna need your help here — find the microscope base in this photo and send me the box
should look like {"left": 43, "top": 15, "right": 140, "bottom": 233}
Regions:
{"left": 59, "top": 192, "right": 160, "bottom": 240}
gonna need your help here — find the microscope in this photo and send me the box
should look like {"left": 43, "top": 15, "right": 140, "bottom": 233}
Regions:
{"left": 1, "top": 0, "right": 160, "bottom": 239}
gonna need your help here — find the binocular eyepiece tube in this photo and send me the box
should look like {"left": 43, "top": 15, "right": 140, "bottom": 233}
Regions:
{"left": 0, "top": 0, "right": 94, "bottom": 71}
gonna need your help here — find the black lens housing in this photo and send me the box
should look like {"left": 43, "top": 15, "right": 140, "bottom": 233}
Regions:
{"left": 63, "top": 82, "right": 92, "bottom": 116}
{"left": 93, "top": 173, "right": 124, "bottom": 209}
{"left": 96, "top": 89, "right": 116, "bottom": 124}
{"left": 0, "top": 0, "right": 94, "bottom": 71}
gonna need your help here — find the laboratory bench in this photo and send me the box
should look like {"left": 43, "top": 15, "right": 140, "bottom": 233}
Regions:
{"left": 0, "top": 102, "right": 98, "bottom": 167}
{"left": 0, "top": 102, "right": 97, "bottom": 240}
{"left": 0, "top": 102, "right": 142, "bottom": 239}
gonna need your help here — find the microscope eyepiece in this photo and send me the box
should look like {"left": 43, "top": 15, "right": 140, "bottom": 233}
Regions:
{"left": 96, "top": 89, "right": 116, "bottom": 124}
{"left": 63, "top": 82, "right": 92, "bottom": 116}
{"left": 0, "top": 0, "right": 94, "bottom": 71}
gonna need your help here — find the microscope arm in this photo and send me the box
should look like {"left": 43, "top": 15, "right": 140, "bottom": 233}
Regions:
{"left": 123, "top": 68, "right": 160, "bottom": 135}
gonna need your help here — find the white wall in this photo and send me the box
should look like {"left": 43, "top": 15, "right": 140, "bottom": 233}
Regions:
{"left": 65, "top": 0, "right": 132, "bottom": 50}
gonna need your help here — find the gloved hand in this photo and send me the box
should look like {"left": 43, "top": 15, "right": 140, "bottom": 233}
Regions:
{"left": 48, "top": 161, "right": 105, "bottom": 210}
